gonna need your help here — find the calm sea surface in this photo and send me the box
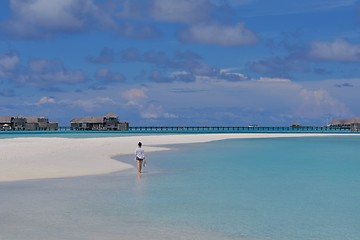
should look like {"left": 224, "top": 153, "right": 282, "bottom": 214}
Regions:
{"left": 0, "top": 135, "right": 359, "bottom": 240}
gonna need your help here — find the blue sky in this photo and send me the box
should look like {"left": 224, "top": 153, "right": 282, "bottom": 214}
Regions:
{"left": 1, "top": 0, "right": 360, "bottom": 126}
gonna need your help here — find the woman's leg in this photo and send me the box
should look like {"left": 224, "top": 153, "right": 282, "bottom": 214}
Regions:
{"left": 137, "top": 160, "right": 143, "bottom": 173}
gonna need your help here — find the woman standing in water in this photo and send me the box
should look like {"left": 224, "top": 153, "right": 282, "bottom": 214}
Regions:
{"left": 135, "top": 142, "right": 145, "bottom": 173}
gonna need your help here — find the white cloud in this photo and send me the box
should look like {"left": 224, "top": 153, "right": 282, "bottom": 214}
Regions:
{"left": 151, "top": 0, "right": 210, "bottom": 23}
{"left": 179, "top": 22, "right": 258, "bottom": 46}
{"left": 309, "top": 39, "right": 360, "bottom": 62}
{"left": 67, "top": 97, "right": 114, "bottom": 111}
{"left": 121, "top": 87, "right": 175, "bottom": 119}
{"left": 247, "top": 78, "right": 348, "bottom": 120}
{"left": 0, "top": 52, "right": 19, "bottom": 76}
{"left": 4, "top": 0, "right": 113, "bottom": 37}
{"left": 121, "top": 88, "right": 147, "bottom": 103}
{"left": 257, "top": 77, "right": 291, "bottom": 83}
{"left": 296, "top": 88, "right": 348, "bottom": 118}
{"left": 15, "top": 59, "right": 86, "bottom": 86}
{"left": 141, "top": 103, "right": 177, "bottom": 119}
{"left": 139, "top": 75, "right": 350, "bottom": 125}
{"left": 8, "top": 0, "right": 84, "bottom": 36}
{"left": 95, "top": 97, "right": 114, "bottom": 104}
{"left": 95, "top": 68, "right": 126, "bottom": 83}
{"left": 28, "top": 59, "right": 49, "bottom": 73}
{"left": 239, "top": 0, "right": 357, "bottom": 17}
{"left": 72, "top": 99, "right": 98, "bottom": 111}
{"left": 120, "top": 0, "right": 148, "bottom": 19}
{"left": 37, "top": 96, "right": 55, "bottom": 105}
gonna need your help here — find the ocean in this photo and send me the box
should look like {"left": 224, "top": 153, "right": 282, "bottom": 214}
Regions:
{"left": 0, "top": 135, "right": 359, "bottom": 240}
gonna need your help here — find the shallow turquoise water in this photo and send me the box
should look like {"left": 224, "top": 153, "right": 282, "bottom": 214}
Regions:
{"left": 0, "top": 130, "right": 145, "bottom": 139}
{"left": 140, "top": 136, "right": 360, "bottom": 239}
{"left": 0, "top": 136, "right": 359, "bottom": 239}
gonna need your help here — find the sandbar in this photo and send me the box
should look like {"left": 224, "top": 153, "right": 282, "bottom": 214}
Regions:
{"left": 0, "top": 133, "right": 350, "bottom": 182}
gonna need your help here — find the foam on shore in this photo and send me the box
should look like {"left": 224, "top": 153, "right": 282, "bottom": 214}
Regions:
{"left": 0, "top": 133, "right": 349, "bottom": 182}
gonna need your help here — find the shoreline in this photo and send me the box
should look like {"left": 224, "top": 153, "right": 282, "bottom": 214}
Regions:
{"left": 0, "top": 133, "right": 355, "bottom": 182}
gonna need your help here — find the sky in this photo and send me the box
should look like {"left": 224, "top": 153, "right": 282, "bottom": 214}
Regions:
{"left": 1, "top": 0, "right": 360, "bottom": 126}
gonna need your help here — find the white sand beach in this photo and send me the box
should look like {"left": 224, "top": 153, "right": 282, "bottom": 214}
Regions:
{"left": 0, "top": 133, "right": 349, "bottom": 182}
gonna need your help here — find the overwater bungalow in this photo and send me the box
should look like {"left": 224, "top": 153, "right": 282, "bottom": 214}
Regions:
{"left": 70, "top": 112, "right": 129, "bottom": 131}
{"left": 0, "top": 115, "right": 58, "bottom": 131}
{"left": 329, "top": 117, "right": 360, "bottom": 132}
{"left": 0, "top": 116, "right": 12, "bottom": 130}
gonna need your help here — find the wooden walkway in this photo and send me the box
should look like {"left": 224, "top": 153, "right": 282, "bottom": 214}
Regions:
{"left": 4, "top": 126, "right": 352, "bottom": 133}
{"left": 127, "top": 126, "right": 350, "bottom": 133}
{"left": 52, "top": 126, "right": 353, "bottom": 133}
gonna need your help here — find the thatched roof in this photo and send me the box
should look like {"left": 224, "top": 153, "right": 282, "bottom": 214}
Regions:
{"left": 0, "top": 115, "right": 54, "bottom": 125}
{"left": 0, "top": 116, "right": 13, "bottom": 123}
{"left": 70, "top": 116, "right": 105, "bottom": 124}
{"left": 25, "top": 116, "right": 47, "bottom": 123}
{"left": 329, "top": 118, "right": 360, "bottom": 125}
{"left": 105, "top": 112, "right": 118, "bottom": 118}
{"left": 291, "top": 121, "right": 301, "bottom": 126}
{"left": 71, "top": 113, "right": 119, "bottom": 124}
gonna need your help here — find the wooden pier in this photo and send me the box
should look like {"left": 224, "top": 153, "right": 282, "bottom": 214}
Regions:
{"left": 1, "top": 125, "right": 352, "bottom": 133}
{"left": 127, "top": 126, "right": 350, "bottom": 133}
{"left": 1, "top": 125, "right": 353, "bottom": 133}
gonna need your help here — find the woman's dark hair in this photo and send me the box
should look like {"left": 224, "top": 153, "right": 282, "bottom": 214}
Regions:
{"left": 138, "top": 142, "right": 142, "bottom": 147}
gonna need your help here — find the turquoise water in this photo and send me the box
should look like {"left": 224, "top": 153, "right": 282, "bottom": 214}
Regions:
{"left": 0, "top": 130, "right": 145, "bottom": 139}
{"left": 0, "top": 136, "right": 359, "bottom": 239}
